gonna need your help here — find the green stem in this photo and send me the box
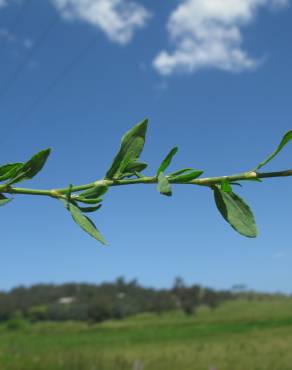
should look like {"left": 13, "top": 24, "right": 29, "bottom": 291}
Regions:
{"left": 0, "top": 169, "right": 291, "bottom": 199}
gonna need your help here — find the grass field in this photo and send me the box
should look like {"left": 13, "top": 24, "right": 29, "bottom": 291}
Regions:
{"left": 1, "top": 298, "right": 292, "bottom": 370}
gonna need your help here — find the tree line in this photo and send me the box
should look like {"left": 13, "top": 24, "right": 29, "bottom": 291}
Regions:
{"left": 0, "top": 277, "right": 235, "bottom": 324}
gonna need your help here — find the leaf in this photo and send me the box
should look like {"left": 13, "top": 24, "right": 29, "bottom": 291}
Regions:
{"left": 7, "top": 149, "right": 51, "bottom": 185}
{"left": 124, "top": 162, "right": 147, "bottom": 173}
{"left": 255, "top": 130, "right": 292, "bottom": 170}
{"left": 170, "top": 170, "right": 203, "bottom": 182}
{"left": 168, "top": 168, "right": 194, "bottom": 177}
{"left": 62, "top": 201, "right": 107, "bottom": 245}
{"left": 157, "top": 147, "right": 178, "bottom": 176}
{"left": 120, "top": 162, "right": 148, "bottom": 179}
{"left": 221, "top": 179, "right": 232, "bottom": 193}
{"left": 0, "top": 163, "right": 23, "bottom": 182}
{"left": 0, "top": 194, "right": 12, "bottom": 207}
{"left": 157, "top": 172, "right": 172, "bottom": 196}
{"left": 213, "top": 187, "right": 258, "bottom": 238}
{"left": 106, "top": 119, "right": 148, "bottom": 179}
{"left": 75, "top": 197, "right": 103, "bottom": 205}
{"left": 79, "top": 185, "right": 108, "bottom": 199}
{"left": 77, "top": 204, "right": 102, "bottom": 213}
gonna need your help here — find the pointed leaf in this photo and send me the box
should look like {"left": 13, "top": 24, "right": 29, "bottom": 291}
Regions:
{"left": 65, "top": 201, "right": 107, "bottom": 245}
{"left": 213, "top": 187, "right": 258, "bottom": 238}
{"left": 106, "top": 119, "right": 148, "bottom": 179}
{"left": 120, "top": 162, "right": 148, "bottom": 179}
{"left": 8, "top": 148, "right": 51, "bottom": 184}
{"left": 124, "top": 162, "right": 147, "bottom": 173}
{"left": 0, "top": 163, "right": 23, "bottom": 182}
{"left": 255, "top": 130, "right": 292, "bottom": 170}
{"left": 170, "top": 170, "right": 203, "bottom": 182}
{"left": 79, "top": 185, "right": 108, "bottom": 199}
{"left": 168, "top": 168, "right": 193, "bottom": 177}
{"left": 77, "top": 204, "right": 102, "bottom": 213}
{"left": 76, "top": 197, "right": 103, "bottom": 205}
{"left": 157, "top": 147, "right": 178, "bottom": 176}
{"left": 157, "top": 172, "right": 172, "bottom": 196}
{"left": 0, "top": 194, "right": 12, "bottom": 207}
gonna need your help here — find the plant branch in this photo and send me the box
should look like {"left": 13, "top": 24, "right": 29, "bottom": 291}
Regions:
{"left": 0, "top": 120, "right": 291, "bottom": 243}
{"left": 0, "top": 169, "right": 291, "bottom": 199}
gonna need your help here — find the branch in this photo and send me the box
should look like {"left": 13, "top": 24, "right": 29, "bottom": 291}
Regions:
{"left": 0, "top": 119, "right": 291, "bottom": 244}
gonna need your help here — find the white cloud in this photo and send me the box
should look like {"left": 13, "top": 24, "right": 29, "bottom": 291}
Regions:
{"left": 0, "top": 0, "right": 6, "bottom": 7}
{"left": 153, "top": 0, "right": 289, "bottom": 75}
{"left": 52, "top": 0, "right": 151, "bottom": 44}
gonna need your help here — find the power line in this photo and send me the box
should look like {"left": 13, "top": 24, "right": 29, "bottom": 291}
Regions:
{"left": 0, "top": 0, "right": 34, "bottom": 53}
{"left": 6, "top": 0, "right": 33, "bottom": 35}
{"left": 0, "top": 13, "right": 60, "bottom": 104}
{"left": 3, "top": 35, "right": 98, "bottom": 145}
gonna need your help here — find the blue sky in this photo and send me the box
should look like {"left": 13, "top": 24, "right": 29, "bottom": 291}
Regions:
{"left": 0, "top": 0, "right": 292, "bottom": 293}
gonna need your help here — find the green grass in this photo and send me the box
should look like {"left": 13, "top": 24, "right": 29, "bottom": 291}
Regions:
{"left": 1, "top": 298, "right": 292, "bottom": 369}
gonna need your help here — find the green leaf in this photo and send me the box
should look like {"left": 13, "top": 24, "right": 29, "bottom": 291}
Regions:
{"left": 157, "top": 172, "right": 172, "bottom": 197}
{"left": 220, "top": 179, "right": 232, "bottom": 193}
{"left": 124, "top": 162, "right": 147, "bottom": 173}
{"left": 0, "top": 194, "right": 12, "bottom": 207}
{"left": 79, "top": 185, "right": 108, "bottom": 200}
{"left": 213, "top": 187, "right": 258, "bottom": 238}
{"left": 168, "top": 168, "right": 194, "bottom": 177}
{"left": 7, "top": 149, "right": 51, "bottom": 185}
{"left": 75, "top": 197, "right": 103, "bottom": 205}
{"left": 106, "top": 119, "right": 148, "bottom": 179}
{"left": 157, "top": 147, "right": 178, "bottom": 176}
{"left": 63, "top": 201, "right": 107, "bottom": 245}
{"left": 77, "top": 204, "right": 102, "bottom": 213}
{"left": 0, "top": 163, "right": 23, "bottom": 182}
{"left": 255, "top": 130, "right": 292, "bottom": 170}
{"left": 120, "top": 162, "right": 148, "bottom": 179}
{"left": 170, "top": 170, "right": 203, "bottom": 182}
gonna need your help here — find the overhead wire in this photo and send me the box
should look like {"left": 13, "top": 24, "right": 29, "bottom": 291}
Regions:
{"left": 4, "top": 0, "right": 33, "bottom": 35}
{"left": 3, "top": 34, "right": 98, "bottom": 144}
{"left": 0, "top": 0, "right": 34, "bottom": 52}
{"left": 0, "top": 12, "right": 60, "bottom": 104}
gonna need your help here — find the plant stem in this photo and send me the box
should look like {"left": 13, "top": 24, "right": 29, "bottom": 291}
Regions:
{"left": 0, "top": 169, "right": 291, "bottom": 199}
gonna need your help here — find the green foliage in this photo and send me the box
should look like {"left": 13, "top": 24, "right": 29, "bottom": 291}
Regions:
{"left": 121, "top": 161, "right": 148, "bottom": 179}
{"left": 0, "top": 194, "right": 12, "bottom": 207}
{"left": 0, "top": 163, "right": 23, "bottom": 182}
{"left": 79, "top": 185, "right": 108, "bottom": 200}
{"left": 7, "top": 148, "right": 51, "bottom": 185}
{"left": 77, "top": 185, "right": 108, "bottom": 205}
{"left": 1, "top": 298, "right": 292, "bottom": 370}
{"left": 169, "top": 169, "right": 203, "bottom": 182}
{"left": 106, "top": 119, "right": 148, "bottom": 180}
{"left": 0, "top": 279, "right": 232, "bottom": 324}
{"left": 157, "top": 147, "right": 178, "bottom": 176}
{"left": 0, "top": 121, "right": 291, "bottom": 244}
{"left": 63, "top": 201, "right": 107, "bottom": 245}
{"left": 213, "top": 186, "right": 258, "bottom": 238}
{"left": 256, "top": 130, "right": 292, "bottom": 170}
{"left": 6, "top": 317, "right": 28, "bottom": 331}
